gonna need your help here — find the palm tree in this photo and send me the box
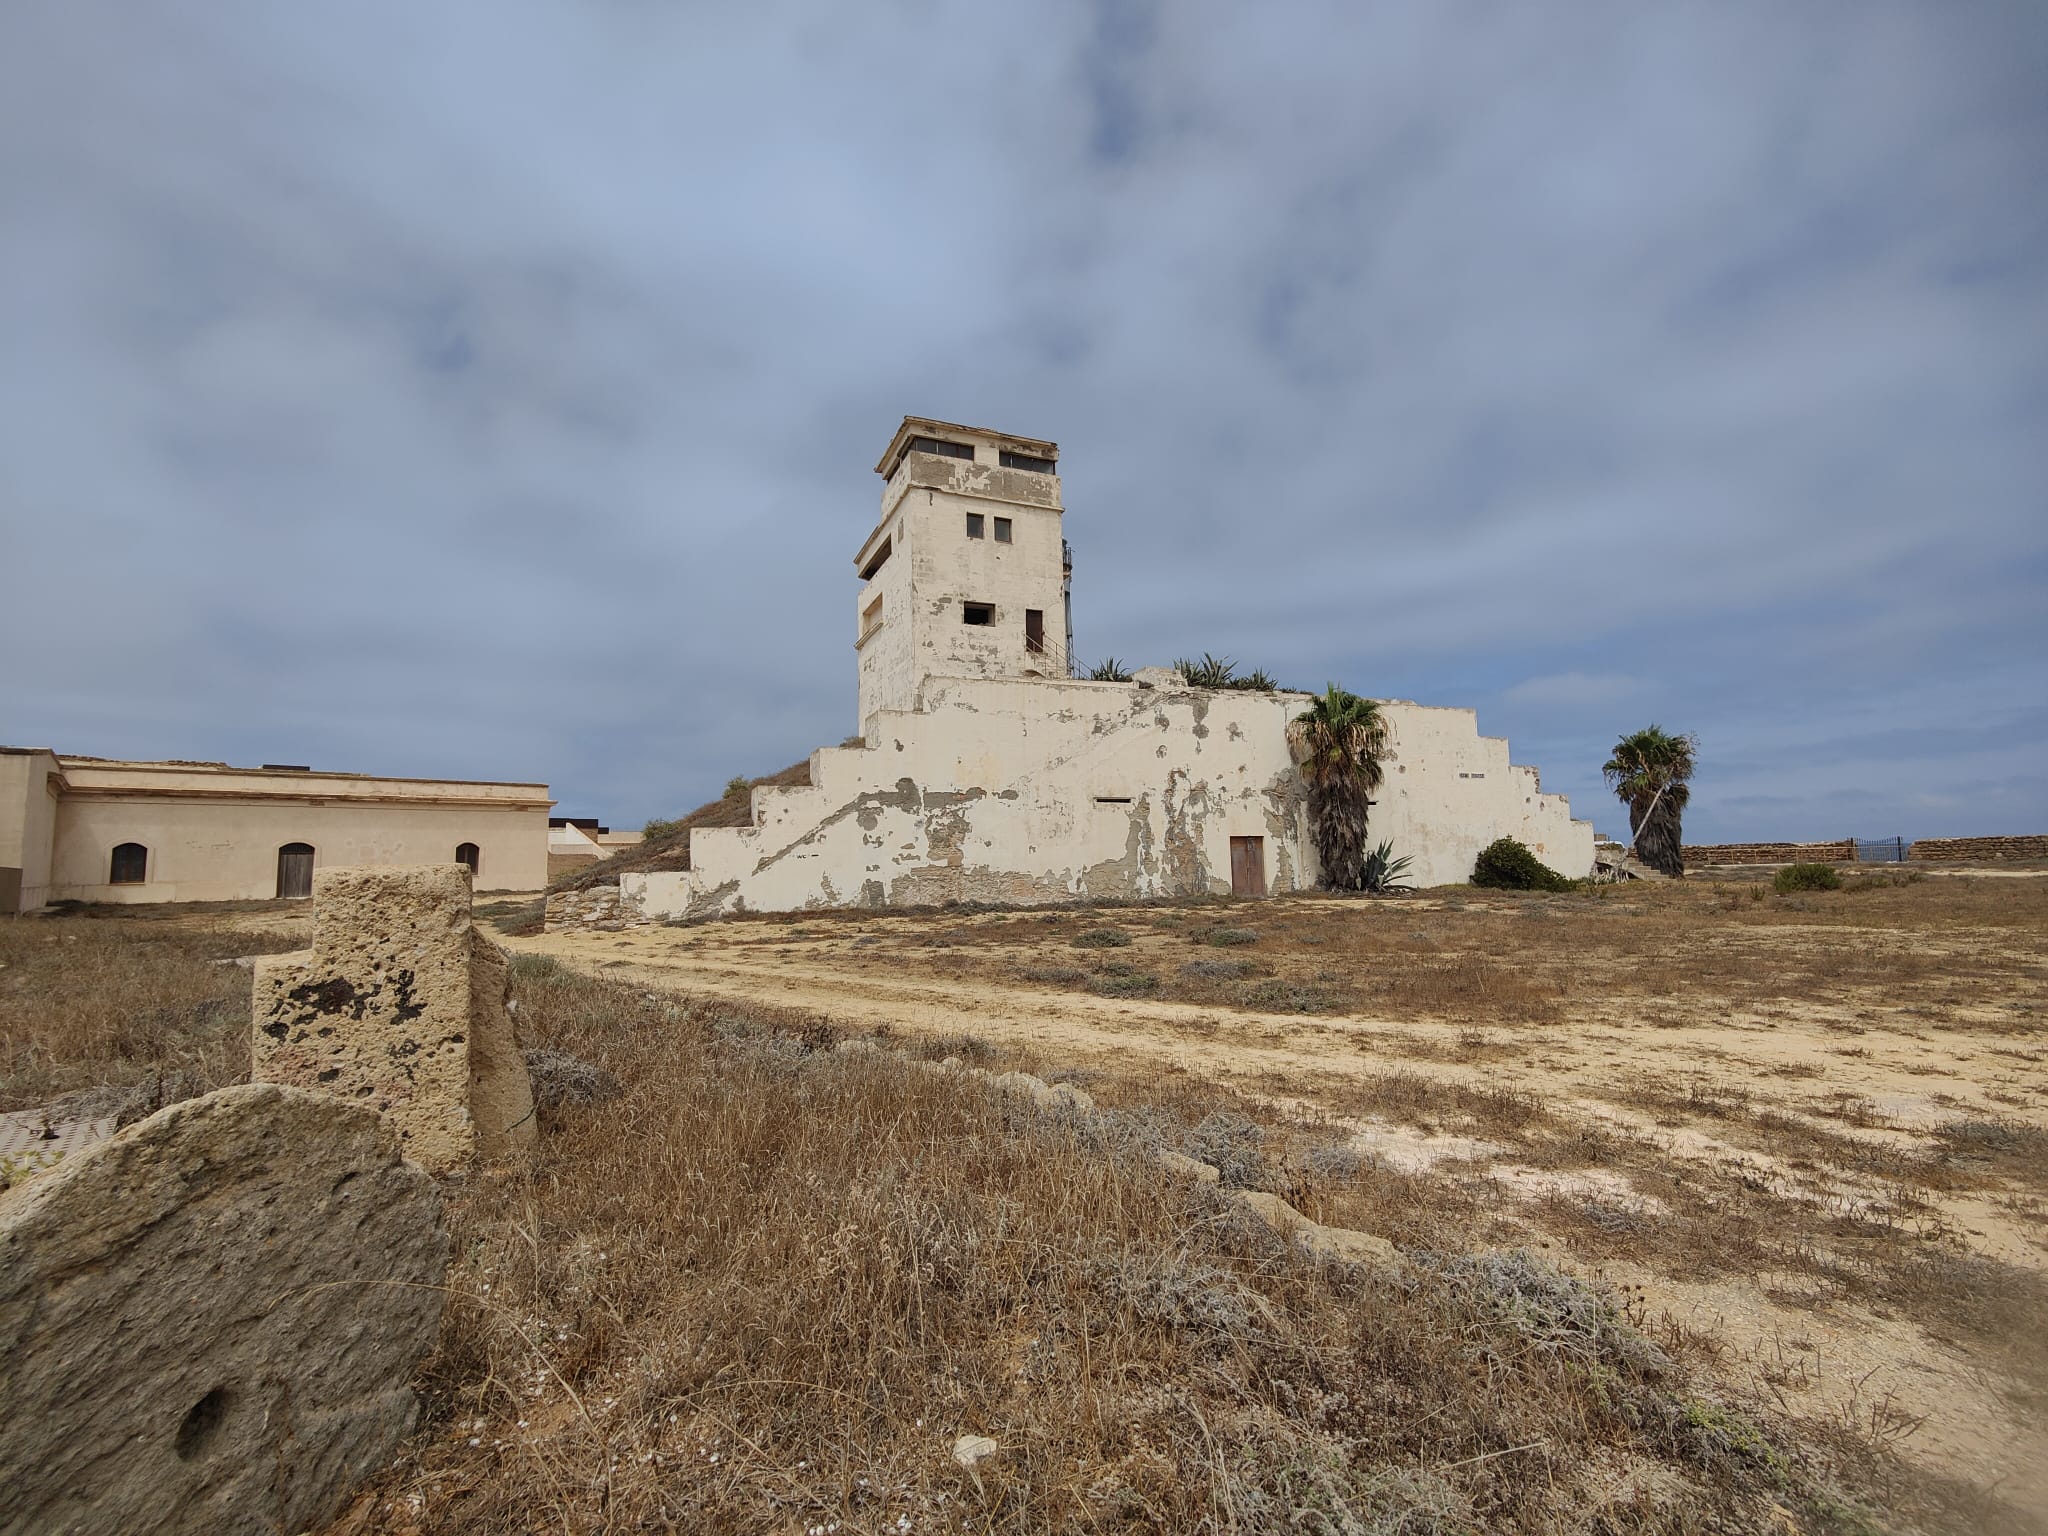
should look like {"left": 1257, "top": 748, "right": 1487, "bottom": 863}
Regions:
{"left": 1603, "top": 725, "right": 1698, "bottom": 877}
{"left": 1287, "top": 686, "right": 1391, "bottom": 891}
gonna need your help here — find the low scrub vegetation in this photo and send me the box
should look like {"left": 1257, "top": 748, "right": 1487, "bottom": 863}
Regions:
{"left": 373, "top": 962, "right": 1902, "bottom": 1533}
{"left": 1471, "top": 836, "right": 1578, "bottom": 893}
{"left": 0, "top": 911, "right": 303, "bottom": 1111}
{"left": 1775, "top": 861, "right": 1844, "bottom": 893}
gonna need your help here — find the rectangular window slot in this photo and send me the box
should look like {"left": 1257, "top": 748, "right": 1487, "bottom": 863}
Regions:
{"left": 859, "top": 536, "right": 892, "bottom": 581}
{"left": 963, "top": 602, "right": 994, "bottom": 626}
{"left": 1000, "top": 450, "right": 1056, "bottom": 474}
{"left": 966, "top": 513, "right": 984, "bottom": 539}
{"left": 909, "top": 436, "right": 974, "bottom": 462}
{"left": 994, "top": 517, "right": 1012, "bottom": 543}
{"left": 1094, "top": 796, "right": 1133, "bottom": 805}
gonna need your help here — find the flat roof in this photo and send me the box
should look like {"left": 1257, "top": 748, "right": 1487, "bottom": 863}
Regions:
{"left": 53, "top": 756, "right": 549, "bottom": 791}
{"left": 874, "top": 416, "right": 1058, "bottom": 477}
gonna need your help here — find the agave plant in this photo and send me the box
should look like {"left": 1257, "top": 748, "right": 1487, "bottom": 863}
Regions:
{"left": 1087, "top": 657, "right": 1134, "bottom": 682}
{"left": 1360, "top": 841, "right": 1413, "bottom": 893}
{"left": 1286, "top": 685, "right": 1392, "bottom": 891}
{"left": 1171, "top": 653, "right": 1239, "bottom": 688}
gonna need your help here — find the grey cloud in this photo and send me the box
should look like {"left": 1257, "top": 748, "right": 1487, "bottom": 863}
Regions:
{"left": 2, "top": 2, "right": 2043, "bottom": 844}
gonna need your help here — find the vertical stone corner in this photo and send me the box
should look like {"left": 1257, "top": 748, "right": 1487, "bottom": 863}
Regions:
{"left": 250, "top": 863, "right": 534, "bottom": 1172}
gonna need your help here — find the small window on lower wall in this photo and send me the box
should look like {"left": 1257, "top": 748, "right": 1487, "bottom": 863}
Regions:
{"left": 1094, "top": 796, "right": 1133, "bottom": 806}
{"left": 456, "top": 842, "right": 480, "bottom": 875}
{"left": 110, "top": 842, "right": 147, "bottom": 884}
{"left": 963, "top": 602, "right": 994, "bottom": 626}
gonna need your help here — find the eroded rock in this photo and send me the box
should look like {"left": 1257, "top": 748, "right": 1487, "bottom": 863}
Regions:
{"left": 0, "top": 1083, "right": 449, "bottom": 1536}
{"left": 253, "top": 864, "right": 536, "bottom": 1171}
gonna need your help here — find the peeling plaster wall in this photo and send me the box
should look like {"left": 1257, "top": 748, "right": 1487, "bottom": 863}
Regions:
{"left": 622, "top": 681, "right": 1591, "bottom": 919}
{"left": 1364, "top": 705, "right": 1591, "bottom": 889}
{"left": 856, "top": 443, "right": 1067, "bottom": 728}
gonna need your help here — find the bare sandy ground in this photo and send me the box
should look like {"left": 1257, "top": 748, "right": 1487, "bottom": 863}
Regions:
{"left": 514, "top": 878, "right": 2048, "bottom": 1511}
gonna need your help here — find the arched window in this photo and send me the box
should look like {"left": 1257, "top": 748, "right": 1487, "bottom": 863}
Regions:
{"left": 276, "top": 842, "right": 315, "bottom": 899}
{"left": 455, "top": 842, "right": 480, "bottom": 875}
{"left": 109, "top": 842, "right": 148, "bottom": 885}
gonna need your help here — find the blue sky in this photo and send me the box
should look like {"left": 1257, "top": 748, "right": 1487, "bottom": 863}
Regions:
{"left": 3, "top": 2, "right": 2044, "bottom": 843}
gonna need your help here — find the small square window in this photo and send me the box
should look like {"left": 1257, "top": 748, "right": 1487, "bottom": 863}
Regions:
{"left": 963, "top": 602, "right": 994, "bottom": 626}
{"left": 966, "top": 513, "right": 984, "bottom": 539}
{"left": 994, "top": 517, "right": 1012, "bottom": 543}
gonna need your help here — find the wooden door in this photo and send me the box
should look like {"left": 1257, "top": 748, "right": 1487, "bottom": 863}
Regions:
{"left": 1229, "top": 836, "right": 1266, "bottom": 898}
{"left": 276, "top": 843, "right": 314, "bottom": 899}
{"left": 1025, "top": 608, "right": 1045, "bottom": 655}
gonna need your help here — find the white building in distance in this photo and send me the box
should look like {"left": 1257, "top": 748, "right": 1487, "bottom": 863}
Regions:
{"left": 620, "top": 417, "right": 1591, "bottom": 920}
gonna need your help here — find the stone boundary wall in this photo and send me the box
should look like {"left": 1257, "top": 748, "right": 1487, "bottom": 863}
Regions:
{"left": 1908, "top": 835, "right": 2048, "bottom": 862}
{"left": 1682, "top": 840, "right": 1855, "bottom": 866}
{"left": 546, "top": 885, "right": 653, "bottom": 933}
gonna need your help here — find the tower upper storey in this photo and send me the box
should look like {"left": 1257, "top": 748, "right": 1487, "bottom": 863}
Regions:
{"left": 854, "top": 417, "right": 1067, "bottom": 728}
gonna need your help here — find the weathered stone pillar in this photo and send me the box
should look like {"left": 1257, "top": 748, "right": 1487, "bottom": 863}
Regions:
{"left": 252, "top": 864, "right": 536, "bottom": 1172}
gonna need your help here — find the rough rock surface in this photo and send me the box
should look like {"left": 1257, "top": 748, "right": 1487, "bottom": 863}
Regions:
{"left": 253, "top": 864, "right": 536, "bottom": 1171}
{"left": 0, "top": 1083, "right": 449, "bottom": 1536}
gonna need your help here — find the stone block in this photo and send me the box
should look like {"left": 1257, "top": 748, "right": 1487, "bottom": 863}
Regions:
{"left": 0, "top": 1083, "right": 448, "bottom": 1536}
{"left": 253, "top": 864, "right": 535, "bottom": 1172}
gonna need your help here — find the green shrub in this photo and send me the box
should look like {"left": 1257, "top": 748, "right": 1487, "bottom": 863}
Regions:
{"left": 1094, "top": 973, "right": 1160, "bottom": 997}
{"left": 1243, "top": 979, "right": 1334, "bottom": 1013}
{"left": 642, "top": 816, "right": 684, "bottom": 841}
{"left": 1071, "top": 927, "right": 1133, "bottom": 949}
{"left": 1203, "top": 927, "right": 1259, "bottom": 947}
{"left": 1774, "top": 862, "right": 1842, "bottom": 893}
{"left": 1471, "top": 837, "right": 1576, "bottom": 893}
{"left": 725, "top": 775, "right": 753, "bottom": 799}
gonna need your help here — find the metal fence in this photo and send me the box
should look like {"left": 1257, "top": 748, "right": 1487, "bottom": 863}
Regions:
{"left": 1853, "top": 837, "right": 1908, "bottom": 863}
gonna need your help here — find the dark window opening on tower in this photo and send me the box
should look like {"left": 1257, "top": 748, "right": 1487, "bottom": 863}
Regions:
{"left": 859, "top": 536, "right": 891, "bottom": 580}
{"left": 966, "top": 513, "right": 984, "bottom": 539}
{"left": 963, "top": 602, "right": 994, "bottom": 626}
{"left": 110, "top": 842, "right": 148, "bottom": 884}
{"left": 909, "top": 436, "right": 974, "bottom": 462}
{"left": 994, "top": 517, "right": 1012, "bottom": 542}
{"left": 1000, "top": 450, "right": 1056, "bottom": 474}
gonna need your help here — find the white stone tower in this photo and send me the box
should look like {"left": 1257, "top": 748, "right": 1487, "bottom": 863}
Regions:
{"left": 853, "top": 417, "right": 1067, "bottom": 730}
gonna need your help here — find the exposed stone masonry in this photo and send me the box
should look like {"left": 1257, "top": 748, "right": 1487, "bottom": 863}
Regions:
{"left": 253, "top": 865, "right": 535, "bottom": 1172}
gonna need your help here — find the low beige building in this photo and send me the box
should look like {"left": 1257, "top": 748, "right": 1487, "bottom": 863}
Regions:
{"left": 546, "top": 817, "right": 640, "bottom": 883}
{"left": 621, "top": 417, "right": 1592, "bottom": 920}
{"left": 0, "top": 750, "right": 550, "bottom": 911}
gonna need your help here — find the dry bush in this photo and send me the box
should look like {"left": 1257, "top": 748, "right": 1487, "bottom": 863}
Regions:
{"left": 345, "top": 964, "right": 1920, "bottom": 1536}
{"left": 0, "top": 912, "right": 302, "bottom": 1110}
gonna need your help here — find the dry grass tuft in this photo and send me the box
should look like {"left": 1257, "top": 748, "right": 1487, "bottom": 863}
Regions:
{"left": 0, "top": 912, "right": 302, "bottom": 1110}
{"left": 341, "top": 964, "right": 1921, "bottom": 1535}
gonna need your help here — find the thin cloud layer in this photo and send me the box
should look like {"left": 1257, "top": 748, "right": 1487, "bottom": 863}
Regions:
{"left": 3, "top": 2, "right": 2043, "bottom": 843}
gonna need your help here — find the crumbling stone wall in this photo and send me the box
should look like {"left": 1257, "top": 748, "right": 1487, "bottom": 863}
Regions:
{"left": 546, "top": 884, "right": 653, "bottom": 932}
{"left": 1908, "top": 835, "right": 2048, "bottom": 862}
{"left": 253, "top": 865, "right": 535, "bottom": 1171}
{"left": 1681, "top": 840, "right": 1855, "bottom": 866}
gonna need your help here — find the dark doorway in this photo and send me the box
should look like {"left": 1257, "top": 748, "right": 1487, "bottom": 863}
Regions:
{"left": 110, "top": 842, "right": 148, "bottom": 885}
{"left": 1025, "top": 608, "right": 1045, "bottom": 654}
{"left": 276, "top": 843, "right": 315, "bottom": 899}
{"left": 1229, "top": 836, "right": 1267, "bottom": 898}
{"left": 455, "top": 842, "right": 480, "bottom": 875}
